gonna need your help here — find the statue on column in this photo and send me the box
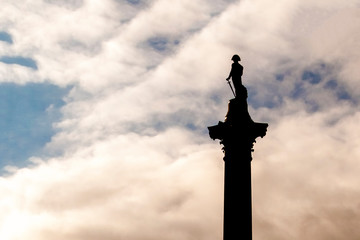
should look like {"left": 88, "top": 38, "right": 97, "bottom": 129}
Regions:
{"left": 208, "top": 55, "right": 268, "bottom": 161}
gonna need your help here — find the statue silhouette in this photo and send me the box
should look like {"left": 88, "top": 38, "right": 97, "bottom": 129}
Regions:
{"left": 208, "top": 55, "right": 268, "bottom": 240}
{"left": 226, "top": 54, "right": 244, "bottom": 97}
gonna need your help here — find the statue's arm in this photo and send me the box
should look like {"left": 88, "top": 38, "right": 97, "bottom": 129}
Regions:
{"left": 226, "top": 67, "right": 232, "bottom": 80}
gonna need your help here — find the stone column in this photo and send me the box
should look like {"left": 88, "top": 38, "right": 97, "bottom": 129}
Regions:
{"left": 208, "top": 86, "right": 268, "bottom": 240}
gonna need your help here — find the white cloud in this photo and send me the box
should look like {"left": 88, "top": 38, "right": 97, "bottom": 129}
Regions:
{"left": 252, "top": 105, "right": 360, "bottom": 239}
{"left": 0, "top": 128, "right": 224, "bottom": 239}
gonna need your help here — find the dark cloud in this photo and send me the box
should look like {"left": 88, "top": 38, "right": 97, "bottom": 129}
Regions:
{"left": 59, "top": 39, "right": 102, "bottom": 55}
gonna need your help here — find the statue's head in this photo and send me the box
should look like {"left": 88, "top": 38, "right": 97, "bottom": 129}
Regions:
{"left": 231, "top": 54, "right": 241, "bottom": 62}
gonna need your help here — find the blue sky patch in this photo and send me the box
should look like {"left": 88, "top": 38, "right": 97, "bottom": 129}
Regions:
{"left": 336, "top": 88, "right": 351, "bottom": 101}
{"left": 304, "top": 99, "right": 319, "bottom": 113}
{"left": 325, "top": 79, "right": 352, "bottom": 101}
{"left": 290, "top": 82, "right": 306, "bottom": 99}
{"left": 0, "top": 83, "right": 69, "bottom": 170}
{"left": 44, "top": 0, "right": 84, "bottom": 9}
{"left": 247, "top": 86, "right": 282, "bottom": 109}
{"left": 0, "top": 56, "right": 38, "bottom": 70}
{"left": 302, "top": 71, "right": 322, "bottom": 84}
{"left": 126, "top": 0, "right": 140, "bottom": 4}
{"left": 325, "top": 79, "right": 337, "bottom": 89}
{"left": 147, "top": 37, "right": 180, "bottom": 52}
{"left": 148, "top": 37, "right": 169, "bottom": 51}
{"left": 210, "top": 93, "right": 222, "bottom": 105}
{"left": 275, "top": 74, "right": 284, "bottom": 81}
{"left": 0, "top": 32, "right": 13, "bottom": 44}
{"left": 248, "top": 95, "right": 282, "bottom": 109}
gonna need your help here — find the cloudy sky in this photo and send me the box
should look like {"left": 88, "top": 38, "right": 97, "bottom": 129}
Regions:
{"left": 0, "top": 0, "right": 359, "bottom": 239}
